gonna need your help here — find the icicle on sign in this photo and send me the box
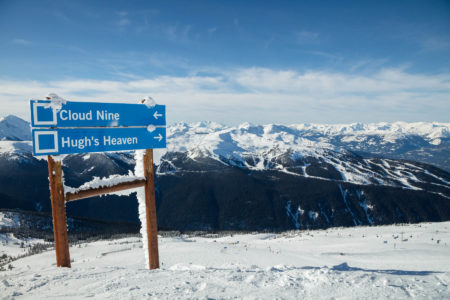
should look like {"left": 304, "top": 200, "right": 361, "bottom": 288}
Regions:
{"left": 30, "top": 99, "right": 165, "bottom": 270}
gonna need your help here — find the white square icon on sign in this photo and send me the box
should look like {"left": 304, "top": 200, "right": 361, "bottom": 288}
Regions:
{"left": 34, "top": 131, "right": 59, "bottom": 154}
{"left": 32, "top": 102, "right": 57, "bottom": 126}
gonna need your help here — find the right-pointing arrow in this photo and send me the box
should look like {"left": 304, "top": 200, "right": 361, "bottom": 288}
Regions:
{"left": 153, "top": 133, "right": 163, "bottom": 142}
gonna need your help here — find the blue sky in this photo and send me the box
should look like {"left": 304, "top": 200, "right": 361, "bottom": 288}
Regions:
{"left": 1, "top": 0, "right": 449, "bottom": 124}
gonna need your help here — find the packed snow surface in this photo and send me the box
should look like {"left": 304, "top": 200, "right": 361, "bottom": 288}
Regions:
{"left": 1, "top": 222, "right": 449, "bottom": 299}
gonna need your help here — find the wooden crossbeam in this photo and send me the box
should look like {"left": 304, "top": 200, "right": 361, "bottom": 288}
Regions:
{"left": 65, "top": 179, "right": 146, "bottom": 202}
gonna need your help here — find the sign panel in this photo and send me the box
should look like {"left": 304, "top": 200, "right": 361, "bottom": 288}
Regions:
{"left": 30, "top": 100, "right": 166, "bottom": 127}
{"left": 32, "top": 127, "right": 166, "bottom": 155}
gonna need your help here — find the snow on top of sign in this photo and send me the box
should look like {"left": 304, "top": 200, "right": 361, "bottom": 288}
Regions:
{"left": 64, "top": 171, "right": 145, "bottom": 196}
{"left": 109, "top": 120, "right": 119, "bottom": 127}
{"left": 43, "top": 93, "right": 67, "bottom": 112}
{"left": 141, "top": 96, "right": 156, "bottom": 108}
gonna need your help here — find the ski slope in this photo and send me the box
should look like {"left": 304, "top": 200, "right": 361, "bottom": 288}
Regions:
{"left": 1, "top": 222, "right": 449, "bottom": 299}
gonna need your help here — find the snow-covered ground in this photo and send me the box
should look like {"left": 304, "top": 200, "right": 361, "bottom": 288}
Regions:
{"left": 0, "top": 233, "right": 47, "bottom": 262}
{"left": 1, "top": 222, "right": 449, "bottom": 299}
{"left": 0, "top": 212, "right": 52, "bottom": 265}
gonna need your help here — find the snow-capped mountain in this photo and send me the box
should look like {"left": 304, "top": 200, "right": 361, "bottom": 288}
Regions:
{"left": 161, "top": 121, "right": 450, "bottom": 187}
{"left": 1, "top": 115, "right": 449, "bottom": 170}
{"left": 0, "top": 116, "right": 449, "bottom": 230}
{"left": 164, "top": 121, "right": 450, "bottom": 172}
{"left": 0, "top": 115, "right": 31, "bottom": 141}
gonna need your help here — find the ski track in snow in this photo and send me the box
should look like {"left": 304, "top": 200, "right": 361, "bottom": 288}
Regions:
{"left": 1, "top": 222, "right": 449, "bottom": 299}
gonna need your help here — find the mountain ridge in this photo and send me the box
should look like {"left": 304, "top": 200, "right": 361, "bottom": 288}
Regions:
{"left": 0, "top": 115, "right": 449, "bottom": 230}
{"left": 0, "top": 115, "right": 31, "bottom": 141}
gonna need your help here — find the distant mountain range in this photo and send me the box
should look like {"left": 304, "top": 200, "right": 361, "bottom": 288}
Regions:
{"left": 2, "top": 115, "right": 449, "bottom": 171}
{"left": 0, "top": 115, "right": 449, "bottom": 230}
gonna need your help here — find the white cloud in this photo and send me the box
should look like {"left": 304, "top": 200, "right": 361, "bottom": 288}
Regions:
{"left": 161, "top": 24, "right": 193, "bottom": 43}
{"left": 116, "top": 11, "right": 128, "bottom": 17}
{"left": 1, "top": 68, "right": 449, "bottom": 124}
{"left": 231, "top": 68, "right": 450, "bottom": 94}
{"left": 115, "top": 11, "right": 130, "bottom": 28}
{"left": 12, "top": 39, "right": 31, "bottom": 45}
{"left": 117, "top": 18, "right": 130, "bottom": 27}
{"left": 302, "top": 50, "right": 339, "bottom": 60}
{"left": 295, "top": 31, "right": 319, "bottom": 44}
{"left": 421, "top": 36, "right": 450, "bottom": 52}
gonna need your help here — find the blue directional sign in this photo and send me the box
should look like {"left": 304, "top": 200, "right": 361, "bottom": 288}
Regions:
{"left": 30, "top": 99, "right": 167, "bottom": 155}
{"left": 32, "top": 127, "right": 166, "bottom": 155}
{"left": 30, "top": 100, "right": 166, "bottom": 127}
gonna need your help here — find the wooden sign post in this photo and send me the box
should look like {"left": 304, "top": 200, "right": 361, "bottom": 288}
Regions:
{"left": 31, "top": 99, "right": 166, "bottom": 269}
{"left": 47, "top": 156, "right": 71, "bottom": 267}
{"left": 144, "top": 149, "right": 160, "bottom": 269}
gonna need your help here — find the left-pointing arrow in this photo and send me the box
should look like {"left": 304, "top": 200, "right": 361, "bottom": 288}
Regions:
{"left": 153, "top": 111, "right": 163, "bottom": 119}
{"left": 153, "top": 133, "right": 163, "bottom": 142}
